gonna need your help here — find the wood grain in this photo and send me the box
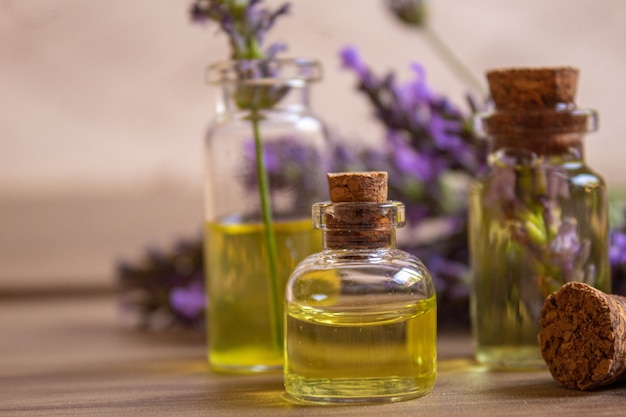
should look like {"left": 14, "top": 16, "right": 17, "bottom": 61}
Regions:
{"left": 2, "top": 295, "right": 626, "bottom": 416}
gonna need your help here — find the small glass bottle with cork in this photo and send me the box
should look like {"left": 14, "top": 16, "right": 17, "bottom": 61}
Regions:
{"left": 284, "top": 171, "right": 437, "bottom": 403}
{"left": 469, "top": 67, "right": 610, "bottom": 369}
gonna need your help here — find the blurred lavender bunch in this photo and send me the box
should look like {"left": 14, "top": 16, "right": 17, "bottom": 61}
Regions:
{"left": 116, "top": 0, "right": 626, "bottom": 332}
{"left": 611, "top": 208, "right": 626, "bottom": 295}
{"left": 335, "top": 46, "right": 488, "bottom": 325}
{"left": 242, "top": 135, "right": 325, "bottom": 214}
{"left": 117, "top": 237, "right": 205, "bottom": 330}
{"left": 384, "top": 0, "right": 484, "bottom": 95}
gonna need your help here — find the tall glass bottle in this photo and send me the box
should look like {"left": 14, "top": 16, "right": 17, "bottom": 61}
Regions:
{"left": 469, "top": 67, "right": 610, "bottom": 369}
{"left": 285, "top": 172, "right": 437, "bottom": 403}
{"left": 204, "top": 58, "right": 327, "bottom": 373}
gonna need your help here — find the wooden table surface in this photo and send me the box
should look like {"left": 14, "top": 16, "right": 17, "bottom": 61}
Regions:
{"left": 2, "top": 294, "right": 626, "bottom": 417}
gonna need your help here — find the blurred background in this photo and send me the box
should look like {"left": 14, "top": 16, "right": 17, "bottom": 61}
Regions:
{"left": 2, "top": 0, "right": 626, "bottom": 293}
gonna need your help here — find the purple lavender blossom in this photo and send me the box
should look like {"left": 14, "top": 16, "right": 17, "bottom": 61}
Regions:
{"left": 388, "top": 131, "right": 439, "bottom": 182}
{"left": 610, "top": 223, "right": 626, "bottom": 296}
{"left": 610, "top": 230, "right": 626, "bottom": 266}
{"left": 190, "top": 0, "right": 290, "bottom": 60}
{"left": 338, "top": 45, "right": 487, "bottom": 216}
{"left": 117, "top": 236, "right": 205, "bottom": 330}
{"left": 170, "top": 281, "right": 207, "bottom": 319}
{"left": 241, "top": 134, "right": 326, "bottom": 213}
{"left": 340, "top": 46, "right": 369, "bottom": 79}
{"left": 406, "top": 62, "right": 432, "bottom": 102}
{"left": 550, "top": 218, "right": 581, "bottom": 257}
{"left": 483, "top": 164, "right": 518, "bottom": 208}
{"left": 481, "top": 147, "right": 599, "bottom": 296}
{"left": 335, "top": 47, "right": 487, "bottom": 326}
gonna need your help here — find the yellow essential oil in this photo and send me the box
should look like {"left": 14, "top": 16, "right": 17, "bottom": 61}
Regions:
{"left": 205, "top": 218, "right": 321, "bottom": 373}
{"left": 285, "top": 296, "right": 437, "bottom": 402}
{"left": 284, "top": 172, "right": 438, "bottom": 403}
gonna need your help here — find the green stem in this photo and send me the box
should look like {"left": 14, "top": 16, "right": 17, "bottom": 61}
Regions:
{"left": 251, "top": 112, "right": 282, "bottom": 352}
{"left": 422, "top": 25, "right": 486, "bottom": 96}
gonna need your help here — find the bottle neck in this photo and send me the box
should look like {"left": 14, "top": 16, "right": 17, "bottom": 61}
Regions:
{"left": 489, "top": 132, "right": 585, "bottom": 163}
{"left": 207, "top": 57, "right": 321, "bottom": 117}
{"left": 216, "top": 82, "right": 312, "bottom": 116}
{"left": 476, "top": 106, "right": 597, "bottom": 163}
{"left": 313, "top": 201, "right": 405, "bottom": 251}
{"left": 323, "top": 229, "right": 397, "bottom": 250}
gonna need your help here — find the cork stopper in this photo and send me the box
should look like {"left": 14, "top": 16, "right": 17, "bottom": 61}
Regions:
{"left": 316, "top": 171, "right": 403, "bottom": 249}
{"left": 487, "top": 67, "right": 579, "bottom": 111}
{"left": 478, "top": 66, "right": 596, "bottom": 153}
{"left": 327, "top": 171, "right": 388, "bottom": 203}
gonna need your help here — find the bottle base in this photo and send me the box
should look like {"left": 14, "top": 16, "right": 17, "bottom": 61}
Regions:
{"left": 475, "top": 345, "right": 546, "bottom": 370}
{"left": 210, "top": 363, "right": 282, "bottom": 374}
{"left": 209, "top": 352, "right": 282, "bottom": 374}
{"left": 284, "top": 376, "right": 435, "bottom": 404}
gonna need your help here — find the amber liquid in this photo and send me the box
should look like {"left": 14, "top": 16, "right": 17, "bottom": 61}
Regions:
{"left": 284, "top": 296, "right": 437, "bottom": 402}
{"left": 205, "top": 219, "right": 321, "bottom": 373}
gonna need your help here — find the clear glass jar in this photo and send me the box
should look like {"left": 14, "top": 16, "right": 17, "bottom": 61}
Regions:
{"left": 204, "top": 58, "right": 328, "bottom": 373}
{"left": 469, "top": 67, "right": 610, "bottom": 369}
{"left": 285, "top": 200, "right": 437, "bottom": 403}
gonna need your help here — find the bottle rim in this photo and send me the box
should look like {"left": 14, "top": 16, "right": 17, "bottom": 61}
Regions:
{"left": 474, "top": 108, "right": 598, "bottom": 136}
{"left": 206, "top": 57, "right": 322, "bottom": 87}
{"left": 312, "top": 201, "right": 406, "bottom": 230}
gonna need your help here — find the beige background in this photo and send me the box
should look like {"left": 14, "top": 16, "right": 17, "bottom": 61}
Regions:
{"left": 2, "top": 0, "right": 626, "bottom": 290}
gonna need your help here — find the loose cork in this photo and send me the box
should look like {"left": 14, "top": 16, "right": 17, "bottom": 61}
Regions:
{"left": 538, "top": 282, "right": 626, "bottom": 390}
{"left": 327, "top": 171, "right": 388, "bottom": 203}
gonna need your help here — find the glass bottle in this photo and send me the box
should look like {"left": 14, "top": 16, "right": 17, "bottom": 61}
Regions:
{"left": 469, "top": 67, "right": 610, "bottom": 369}
{"left": 204, "top": 58, "right": 328, "bottom": 373}
{"left": 285, "top": 172, "right": 437, "bottom": 403}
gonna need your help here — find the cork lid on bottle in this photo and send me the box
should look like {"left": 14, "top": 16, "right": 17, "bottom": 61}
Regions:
{"left": 327, "top": 171, "right": 388, "bottom": 203}
{"left": 487, "top": 67, "right": 579, "bottom": 111}
{"left": 313, "top": 172, "right": 405, "bottom": 249}
{"left": 478, "top": 66, "right": 597, "bottom": 139}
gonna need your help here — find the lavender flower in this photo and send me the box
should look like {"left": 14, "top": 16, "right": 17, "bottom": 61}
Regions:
{"left": 241, "top": 134, "right": 326, "bottom": 213}
{"left": 611, "top": 230, "right": 626, "bottom": 266}
{"left": 385, "top": 0, "right": 427, "bottom": 27}
{"left": 339, "top": 46, "right": 487, "bottom": 220}
{"left": 117, "top": 236, "right": 205, "bottom": 330}
{"left": 116, "top": 5, "right": 626, "bottom": 333}
{"left": 191, "top": 0, "right": 301, "bottom": 348}
{"left": 170, "top": 281, "right": 206, "bottom": 320}
{"left": 190, "top": 0, "right": 290, "bottom": 60}
{"left": 335, "top": 46, "right": 487, "bottom": 326}
{"left": 481, "top": 148, "right": 598, "bottom": 297}
{"left": 610, "top": 210, "right": 626, "bottom": 296}
{"left": 383, "top": 0, "right": 485, "bottom": 95}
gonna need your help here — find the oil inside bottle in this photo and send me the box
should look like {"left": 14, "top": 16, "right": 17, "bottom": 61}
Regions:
{"left": 206, "top": 218, "right": 321, "bottom": 373}
{"left": 284, "top": 295, "right": 437, "bottom": 402}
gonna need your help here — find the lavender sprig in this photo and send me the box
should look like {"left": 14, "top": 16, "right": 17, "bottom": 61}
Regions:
{"left": 340, "top": 46, "right": 487, "bottom": 221}
{"left": 384, "top": 0, "right": 485, "bottom": 95}
{"left": 337, "top": 46, "right": 487, "bottom": 326}
{"left": 190, "top": 0, "right": 289, "bottom": 60}
{"left": 483, "top": 152, "right": 594, "bottom": 297}
{"left": 190, "top": 0, "right": 291, "bottom": 349}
